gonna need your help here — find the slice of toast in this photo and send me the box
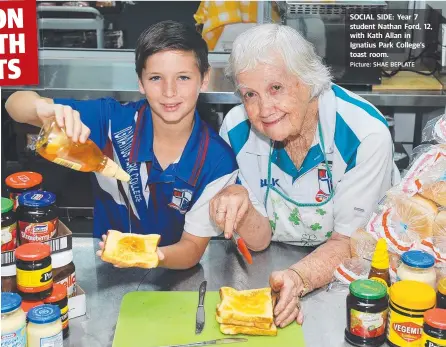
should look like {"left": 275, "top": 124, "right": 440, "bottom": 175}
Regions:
{"left": 216, "top": 287, "right": 274, "bottom": 324}
{"left": 101, "top": 230, "right": 161, "bottom": 268}
{"left": 220, "top": 323, "right": 277, "bottom": 336}
{"left": 216, "top": 314, "right": 272, "bottom": 329}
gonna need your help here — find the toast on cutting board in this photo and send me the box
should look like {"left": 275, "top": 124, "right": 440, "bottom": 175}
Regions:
{"left": 101, "top": 230, "right": 161, "bottom": 268}
{"left": 216, "top": 287, "right": 277, "bottom": 336}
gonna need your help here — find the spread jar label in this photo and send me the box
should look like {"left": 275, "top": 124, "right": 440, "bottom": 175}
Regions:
{"left": 17, "top": 265, "right": 53, "bottom": 293}
{"left": 40, "top": 331, "right": 63, "bottom": 347}
{"left": 19, "top": 218, "right": 58, "bottom": 243}
{"left": 57, "top": 272, "right": 76, "bottom": 298}
{"left": 61, "top": 305, "right": 69, "bottom": 330}
{"left": 53, "top": 158, "right": 82, "bottom": 171}
{"left": 391, "top": 321, "right": 423, "bottom": 343}
{"left": 1, "top": 224, "right": 17, "bottom": 251}
{"left": 350, "top": 309, "right": 387, "bottom": 338}
{"left": 1, "top": 324, "right": 27, "bottom": 347}
{"left": 422, "top": 333, "right": 446, "bottom": 347}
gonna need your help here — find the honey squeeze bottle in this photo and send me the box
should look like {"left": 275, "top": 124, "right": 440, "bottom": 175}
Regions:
{"left": 35, "top": 119, "right": 130, "bottom": 182}
{"left": 368, "top": 238, "right": 391, "bottom": 289}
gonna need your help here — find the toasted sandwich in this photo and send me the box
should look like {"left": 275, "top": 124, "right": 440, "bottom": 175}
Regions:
{"left": 101, "top": 230, "right": 161, "bottom": 268}
{"left": 216, "top": 287, "right": 277, "bottom": 336}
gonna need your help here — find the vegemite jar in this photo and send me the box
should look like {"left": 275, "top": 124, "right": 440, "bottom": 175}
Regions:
{"left": 15, "top": 243, "right": 53, "bottom": 300}
{"left": 387, "top": 280, "right": 436, "bottom": 347}
{"left": 421, "top": 308, "right": 446, "bottom": 347}
{"left": 345, "top": 279, "right": 389, "bottom": 347}
{"left": 1, "top": 197, "right": 17, "bottom": 251}
{"left": 5, "top": 172, "right": 43, "bottom": 211}
{"left": 17, "top": 190, "right": 58, "bottom": 244}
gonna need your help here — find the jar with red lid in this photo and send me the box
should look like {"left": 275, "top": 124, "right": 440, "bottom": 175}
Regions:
{"left": 17, "top": 190, "right": 58, "bottom": 244}
{"left": 421, "top": 308, "right": 446, "bottom": 346}
{"left": 44, "top": 283, "right": 69, "bottom": 338}
{"left": 15, "top": 243, "right": 53, "bottom": 300}
{"left": 5, "top": 172, "right": 43, "bottom": 211}
{"left": 21, "top": 299, "right": 44, "bottom": 314}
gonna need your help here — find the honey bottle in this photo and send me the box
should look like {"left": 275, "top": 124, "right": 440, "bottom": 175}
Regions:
{"left": 35, "top": 119, "right": 130, "bottom": 182}
{"left": 368, "top": 238, "right": 391, "bottom": 289}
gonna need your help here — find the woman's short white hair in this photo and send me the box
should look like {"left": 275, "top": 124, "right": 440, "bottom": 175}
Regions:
{"left": 225, "top": 23, "right": 332, "bottom": 98}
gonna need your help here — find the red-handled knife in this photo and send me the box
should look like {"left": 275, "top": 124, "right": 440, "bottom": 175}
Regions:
{"left": 232, "top": 231, "right": 252, "bottom": 264}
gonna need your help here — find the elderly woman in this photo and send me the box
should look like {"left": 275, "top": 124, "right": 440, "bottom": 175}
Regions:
{"left": 210, "top": 24, "right": 399, "bottom": 328}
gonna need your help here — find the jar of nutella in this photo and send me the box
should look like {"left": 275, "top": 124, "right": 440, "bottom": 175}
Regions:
{"left": 5, "top": 172, "right": 43, "bottom": 211}
{"left": 52, "top": 250, "right": 76, "bottom": 298}
{"left": 1, "top": 264, "right": 17, "bottom": 293}
{"left": 1, "top": 197, "right": 17, "bottom": 251}
{"left": 17, "top": 190, "right": 58, "bottom": 244}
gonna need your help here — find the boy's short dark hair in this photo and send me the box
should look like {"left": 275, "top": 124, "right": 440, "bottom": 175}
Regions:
{"left": 135, "top": 20, "right": 210, "bottom": 79}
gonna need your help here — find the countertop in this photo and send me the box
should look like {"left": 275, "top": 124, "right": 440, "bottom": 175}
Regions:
{"left": 65, "top": 237, "right": 373, "bottom": 347}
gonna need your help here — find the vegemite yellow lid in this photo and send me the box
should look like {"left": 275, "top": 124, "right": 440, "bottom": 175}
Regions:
{"left": 390, "top": 280, "right": 436, "bottom": 310}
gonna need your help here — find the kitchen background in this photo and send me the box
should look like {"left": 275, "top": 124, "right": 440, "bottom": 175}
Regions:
{"left": 2, "top": 0, "right": 446, "bottom": 235}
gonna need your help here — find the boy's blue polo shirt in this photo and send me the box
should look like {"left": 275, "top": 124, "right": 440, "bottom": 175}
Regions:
{"left": 54, "top": 97, "right": 238, "bottom": 246}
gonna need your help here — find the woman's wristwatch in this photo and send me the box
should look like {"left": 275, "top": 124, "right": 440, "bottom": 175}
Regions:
{"left": 287, "top": 267, "right": 311, "bottom": 298}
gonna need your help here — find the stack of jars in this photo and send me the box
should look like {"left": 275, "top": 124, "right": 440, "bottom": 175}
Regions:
{"left": 2, "top": 171, "right": 77, "bottom": 300}
{"left": 1, "top": 292, "right": 64, "bottom": 347}
{"left": 1, "top": 171, "right": 73, "bottom": 345}
{"left": 345, "top": 245, "right": 446, "bottom": 347}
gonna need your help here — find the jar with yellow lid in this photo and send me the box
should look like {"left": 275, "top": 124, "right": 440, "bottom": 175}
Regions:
{"left": 387, "top": 280, "right": 436, "bottom": 347}
{"left": 438, "top": 277, "right": 446, "bottom": 309}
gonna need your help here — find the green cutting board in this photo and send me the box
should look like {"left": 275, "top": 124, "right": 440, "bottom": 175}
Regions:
{"left": 113, "top": 291, "right": 305, "bottom": 347}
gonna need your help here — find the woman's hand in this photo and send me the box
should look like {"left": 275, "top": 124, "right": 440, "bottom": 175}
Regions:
{"left": 96, "top": 234, "right": 165, "bottom": 268}
{"left": 35, "top": 99, "right": 90, "bottom": 143}
{"left": 209, "top": 184, "right": 251, "bottom": 239}
{"left": 269, "top": 269, "right": 304, "bottom": 328}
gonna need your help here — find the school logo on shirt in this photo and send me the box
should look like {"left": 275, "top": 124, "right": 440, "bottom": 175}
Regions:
{"left": 168, "top": 188, "right": 193, "bottom": 214}
{"left": 315, "top": 169, "right": 333, "bottom": 202}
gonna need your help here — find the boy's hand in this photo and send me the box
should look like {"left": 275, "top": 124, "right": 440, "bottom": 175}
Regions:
{"left": 96, "top": 234, "right": 165, "bottom": 268}
{"left": 35, "top": 99, "right": 90, "bottom": 143}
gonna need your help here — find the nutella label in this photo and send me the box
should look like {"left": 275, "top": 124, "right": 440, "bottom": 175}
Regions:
{"left": 19, "top": 218, "right": 58, "bottom": 243}
{"left": 57, "top": 271, "right": 76, "bottom": 298}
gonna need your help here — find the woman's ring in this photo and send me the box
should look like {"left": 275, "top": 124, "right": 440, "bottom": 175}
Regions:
{"left": 296, "top": 301, "right": 301, "bottom": 311}
{"left": 216, "top": 209, "right": 226, "bottom": 214}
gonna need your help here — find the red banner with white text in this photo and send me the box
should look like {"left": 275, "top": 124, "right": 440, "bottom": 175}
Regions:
{"left": 0, "top": 0, "right": 38, "bottom": 86}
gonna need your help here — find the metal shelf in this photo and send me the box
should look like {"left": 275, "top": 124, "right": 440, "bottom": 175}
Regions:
{"left": 38, "top": 6, "right": 105, "bottom": 48}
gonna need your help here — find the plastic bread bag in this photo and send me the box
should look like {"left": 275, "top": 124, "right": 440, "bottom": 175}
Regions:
{"left": 367, "top": 191, "right": 440, "bottom": 257}
{"left": 422, "top": 114, "right": 446, "bottom": 144}
{"left": 416, "top": 158, "right": 446, "bottom": 208}
{"left": 400, "top": 144, "right": 446, "bottom": 196}
{"left": 332, "top": 227, "right": 401, "bottom": 287}
{"left": 331, "top": 257, "right": 371, "bottom": 289}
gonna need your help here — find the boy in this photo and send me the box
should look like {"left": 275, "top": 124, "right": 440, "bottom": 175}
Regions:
{"left": 5, "top": 20, "right": 238, "bottom": 270}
